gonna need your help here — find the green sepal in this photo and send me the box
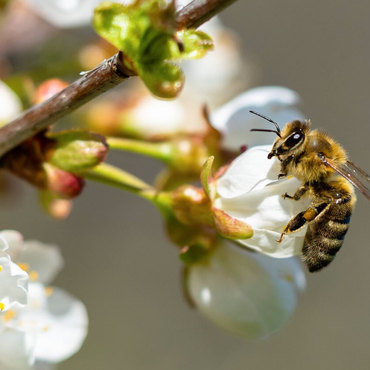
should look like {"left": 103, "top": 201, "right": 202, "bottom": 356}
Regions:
{"left": 175, "top": 30, "right": 214, "bottom": 60}
{"left": 200, "top": 156, "right": 216, "bottom": 200}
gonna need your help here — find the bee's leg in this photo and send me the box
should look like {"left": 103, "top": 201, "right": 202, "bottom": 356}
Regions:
{"left": 282, "top": 183, "right": 309, "bottom": 200}
{"left": 277, "top": 202, "right": 328, "bottom": 243}
{"left": 278, "top": 155, "right": 295, "bottom": 179}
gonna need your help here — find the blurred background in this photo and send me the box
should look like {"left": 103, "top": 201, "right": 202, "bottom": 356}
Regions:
{"left": 1, "top": 0, "right": 370, "bottom": 369}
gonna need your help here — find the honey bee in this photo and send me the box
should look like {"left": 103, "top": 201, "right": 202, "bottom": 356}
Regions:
{"left": 250, "top": 110, "right": 370, "bottom": 272}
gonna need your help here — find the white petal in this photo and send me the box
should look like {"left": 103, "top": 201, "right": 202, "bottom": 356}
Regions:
{"left": 187, "top": 242, "right": 305, "bottom": 339}
{"left": 0, "top": 258, "right": 28, "bottom": 309}
{"left": 216, "top": 177, "right": 307, "bottom": 229}
{"left": 0, "top": 230, "right": 24, "bottom": 258}
{"left": 211, "top": 86, "right": 305, "bottom": 150}
{"left": 0, "top": 234, "right": 28, "bottom": 310}
{"left": 0, "top": 326, "right": 36, "bottom": 369}
{"left": 216, "top": 145, "right": 279, "bottom": 197}
{"left": 16, "top": 241, "right": 64, "bottom": 285}
{"left": 0, "top": 82, "right": 22, "bottom": 126}
{"left": 19, "top": 284, "right": 89, "bottom": 363}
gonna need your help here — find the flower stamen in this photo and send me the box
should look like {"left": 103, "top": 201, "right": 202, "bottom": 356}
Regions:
{"left": 45, "top": 287, "right": 53, "bottom": 296}
{"left": 29, "top": 270, "right": 39, "bottom": 281}
{"left": 2, "top": 309, "right": 16, "bottom": 322}
{"left": 18, "top": 263, "right": 30, "bottom": 272}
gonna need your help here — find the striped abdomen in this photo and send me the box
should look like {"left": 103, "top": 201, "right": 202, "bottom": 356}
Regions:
{"left": 302, "top": 197, "right": 353, "bottom": 272}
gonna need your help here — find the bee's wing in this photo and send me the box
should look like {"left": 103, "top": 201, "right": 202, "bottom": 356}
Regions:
{"left": 320, "top": 156, "right": 370, "bottom": 200}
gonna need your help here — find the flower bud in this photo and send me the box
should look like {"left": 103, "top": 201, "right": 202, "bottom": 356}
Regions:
{"left": 167, "top": 137, "right": 210, "bottom": 174}
{"left": 1, "top": 136, "right": 85, "bottom": 198}
{"left": 33, "top": 79, "right": 69, "bottom": 104}
{"left": 39, "top": 191, "right": 73, "bottom": 219}
{"left": 47, "top": 130, "right": 108, "bottom": 172}
{"left": 171, "top": 185, "right": 213, "bottom": 226}
{"left": 43, "top": 163, "right": 84, "bottom": 198}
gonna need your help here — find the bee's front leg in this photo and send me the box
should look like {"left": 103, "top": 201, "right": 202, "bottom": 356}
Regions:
{"left": 277, "top": 202, "right": 328, "bottom": 243}
{"left": 278, "top": 155, "right": 295, "bottom": 180}
{"left": 282, "top": 183, "right": 309, "bottom": 200}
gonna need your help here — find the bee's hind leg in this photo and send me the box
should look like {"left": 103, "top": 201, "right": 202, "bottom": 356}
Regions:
{"left": 277, "top": 202, "right": 328, "bottom": 243}
{"left": 282, "top": 183, "right": 309, "bottom": 200}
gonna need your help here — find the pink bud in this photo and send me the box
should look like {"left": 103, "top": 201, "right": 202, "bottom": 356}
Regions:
{"left": 34, "top": 79, "right": 69, "bottom": 104}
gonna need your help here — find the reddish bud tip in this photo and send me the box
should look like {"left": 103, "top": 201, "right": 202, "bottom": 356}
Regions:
{"left": 34, "top": 79, "right": 69, "bottom": 104}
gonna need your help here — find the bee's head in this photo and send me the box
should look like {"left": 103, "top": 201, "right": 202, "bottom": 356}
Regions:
{"left": 249, "top": 111, "right": 310, "bottom": 160}
{"left": 268, "top": 120, "right": 311, "bottom": 159}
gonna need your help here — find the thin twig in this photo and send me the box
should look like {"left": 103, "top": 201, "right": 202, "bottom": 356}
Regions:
{"left": 176, "top": 0, "right": 238, "bottom": 29}
{"left": 0, "top": 0, "right": 238, "bottom": 158}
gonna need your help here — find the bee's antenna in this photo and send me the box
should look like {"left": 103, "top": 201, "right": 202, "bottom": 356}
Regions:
{"left": 250, "top": 128, "right": 281, "bottom": 137}
{"left": 249, "top": 110, "right": 281, "bottom": 135}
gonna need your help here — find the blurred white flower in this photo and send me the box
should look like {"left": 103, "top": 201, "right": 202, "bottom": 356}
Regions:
{"left": 24, "top": 0, "right": 186, "bottom": 28}
{"left": 0, "top": 81, "right": 22, "bottom": 126}
{"left": 187, "top": 241, "right": 305, "bottom": 339}
{"left": 211, "top": 86, "right": 305, "bottom": 150}
{"left": 0, "top": 231, "right": 88, "bottom": 369}
{"left": 181, "top": 17, "right": 248, "bottom": 107}
{"left": 214, "top": 145, "right": 309, "bottom": 258}
{"left": 122, "top": 95, "right": 192, "bottom": 138}
{"left": 24, "top": 0, "right": 106, "bottom": 28}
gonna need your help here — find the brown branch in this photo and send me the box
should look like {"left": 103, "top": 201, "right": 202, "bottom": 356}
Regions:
{"left": 176, "top": 0, "right": 238, "bottom": 29}
{"left": 0, "top": 0, "right": 237, "bottom": 158}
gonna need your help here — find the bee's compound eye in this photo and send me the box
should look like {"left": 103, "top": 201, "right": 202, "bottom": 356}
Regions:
{"left": 285, "top": 131, "right": 304, "bottom": 148}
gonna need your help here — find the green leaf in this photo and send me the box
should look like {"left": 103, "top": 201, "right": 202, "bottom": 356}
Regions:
{"left": 93, "top": 1, "right": 213, "bottom": 99}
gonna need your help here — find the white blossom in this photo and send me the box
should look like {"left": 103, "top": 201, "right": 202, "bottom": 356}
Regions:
{"left": 124, "top": 95, "right": 191, "bottom": 138}
{"left": 209, "top": 86, "right": 308, "bottom": 258}
{"left": 181, "top": 17, "right": 248, "bottom": 107}
{"left": 0, "top": 231, "right": 88, "bottom": 369}
{"left": 214, "top": 145, "right": 309, "bottom": 258}
{"left": 187, "top": 241, "right": 305, "bottom": 339}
